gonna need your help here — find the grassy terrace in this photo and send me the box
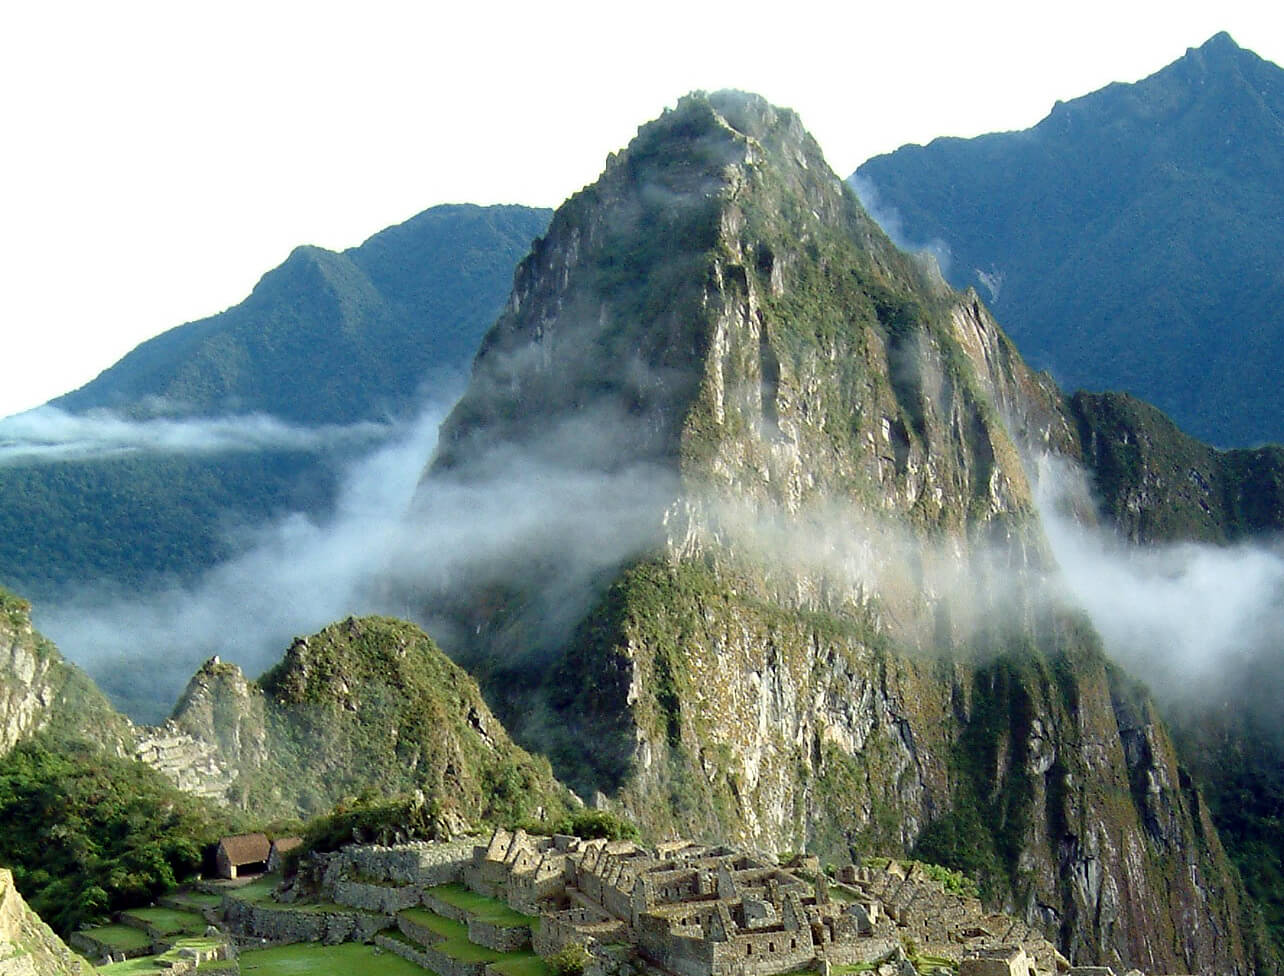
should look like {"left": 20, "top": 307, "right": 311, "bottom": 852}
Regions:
{"left": 121, "top": 906, "right": 207, "bottom": 935}
{"left": 80, "top": 924, "right": 152, "bottom": 953}
{"left": 221, "top": 876, "right": 281, "bottom": 904}
{"left": 427, "top": 884, "right": 536, "bottom": 927}
{"left": 240, "top": 942, "right": 429, "bottom": 975}
{"left": 399, "top": 908, "right": 469, "bottom": 941}
{"left": 96, "top": 937, "right": 226, "bottom": 975}
{"left": 396, "top": 906, "right": 506, "bottom": 962}
{"left": 165, "top": 891, "right": 224, "bottom": 911}
{"left": 488, "top": 952, "right": 553, "bottom": 976}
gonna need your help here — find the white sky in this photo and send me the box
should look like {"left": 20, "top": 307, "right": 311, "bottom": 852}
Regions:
{"left": 2, "top": 0, "right": 1281, "bottom": 420}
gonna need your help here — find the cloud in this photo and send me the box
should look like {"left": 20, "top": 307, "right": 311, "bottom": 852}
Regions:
{"left": 1031, "top": 454, "right": 1284, "bottom": 712}
{"left": 0, "top": 406, "right": 387, "bottom": 466}
{"left": 35, "top": 398, "right": 681, "bottom": 723}
{"left": 849, "top": 173, "right": 954, "bottom": 281}
{"left": 34, "top": 406, "right": 444, "bottom": 721}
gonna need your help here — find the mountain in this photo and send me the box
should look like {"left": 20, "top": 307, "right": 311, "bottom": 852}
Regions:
{"left": 0, "top": 585, "right": 571, "bottom": 931}
{"left": 55, "top": 204, "right": 551, "bottom": 423}
{"left": 166, "top": 616, "right": 571, "bottom": 826}
{"left": 0, "top": 868, "right": 91, "bottom": 976}
{"left": 0, "top": 586, "right": 131, "bottom": 756}
{"left": 0, "top": 203, "right": 550, "bottom": 602}
{"left": 853, "top": 32, "right": 1284, "bottom": 447}
{"left": 408, "top": 91, "right": 1264, "bottom": 973}
{"left": 1055, "top": 392, "right": 1284, "bottom": 956}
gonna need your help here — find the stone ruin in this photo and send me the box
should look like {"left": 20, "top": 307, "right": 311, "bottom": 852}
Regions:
{"left": 213, "top": 828, "right": 1187, "bottom": 976}
{"left": 461, "top": 829, "right": 1066, "bottom": 976}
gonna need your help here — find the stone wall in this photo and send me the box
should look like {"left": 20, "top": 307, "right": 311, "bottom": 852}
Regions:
{"left": 423, "top": 892, "right": 471, "bottom": 923}
{"left": 133, "top": 723, "right": 236, "bottom": 802}
{"left": 710, "top": 927, "right": 815, "bottom": 976}
{"left": 222, "top": 898, "right": 389, "bottom": 945}
{"left": 467, "top": 918, "right": 531, "bottom": 952}
{"left": 333, "top": 879, "right": 422, "bottom": 915}
{"left": 393, "top": 917, "right": 488, "bottom": 976}
{"left": 322, "top": 840, "right": 471, "bottom": 891}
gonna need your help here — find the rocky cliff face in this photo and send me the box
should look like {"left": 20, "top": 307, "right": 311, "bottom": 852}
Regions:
{"left": 414, "top": 92, "right": 1260, "bottom": 973}
{"left": 167, "top": 616, "right": 572, "bottom": 825}
{"left": 0, "top": 587, "right": 131, "bottom": 757}
{"left": 0, "top": 868, "right": 91, "bottom": 976}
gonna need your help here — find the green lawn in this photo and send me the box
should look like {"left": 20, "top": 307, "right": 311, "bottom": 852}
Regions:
{"left": 121, "top": 907, "right": 207, "bottom": 935}
{"left": 488, "top": 952, "right": 552, "bottom": 976}
{"left": 166, "top": 891, "right": 224, "bottom": 910}
{"left": 240, "top": 942, "right": 429, "bottom": 975}
{"left": 82, "top": 924, "right": 152, "bottom": 953}
{"left": 97, "top": 958, "right": 167, "bottom": 975}
{"left": 399, "top": 908, "right": 469, "bottom": 941}
{"left": 426, "top": 885, "right": 535, "bottom": 927}
{"left": 96, "top": 938, "right": 227, "bottom": 975}
{"left": 223, "top": 875, "right": 283, "bottom": 904}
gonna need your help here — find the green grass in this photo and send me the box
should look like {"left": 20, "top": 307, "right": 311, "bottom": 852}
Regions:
{"left": 97, "top": 959, "right": 168, "bottom": 975}
{"left": 426, "top": 884, "right": 536, "bottom": 927}
{"left": 399, "top": 908, "right": 469, "bottom": 941}
{"left": 488, "top": 952, "right": 552, "bottom": 976}
{"left": 166, "top": 891, "right": 223, "bottom": 910}
{"left": 121, "top": 907, "right": 206, "bottom": 935}
{"left": 221, "top": 875, "right": 282, "bottom": 904}
{"left": 97, "top": 938, "right": 227, "bottom": 975}
{"left": 81, "top": 925, "right": 152, "bottom": 953}
{"left": 240, "top": 942, "right": 430, "bottom": 975}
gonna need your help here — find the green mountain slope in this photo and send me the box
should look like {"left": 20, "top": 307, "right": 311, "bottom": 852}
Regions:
{"left": 853, "top": 32, "right": 1284, "bottom": 447}
{"left": 1060, "top": 392, "right": 1284, "bottom": 956}
{"left": 0, "top": 204, "right": 549, "bottom": 601}
{"left": 0, "top": 585, "right": 132, "bottom": 757}
{"left": 411, "top": 91, "right": 1262, "bottom": 973}
{"left": 55, "top": 204, "right": 551, "bottom": 423}
{"left": 168, "top": 615, "right": 572, "bottom": 826}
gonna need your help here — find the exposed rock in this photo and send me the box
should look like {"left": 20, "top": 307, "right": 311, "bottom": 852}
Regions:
{"left": 0, "top": 587, "right": 132, "bottom": 758}
{"left": 0, "top": 867, "right": 92, "bottom": 975}
{"left": 407, "top": 91, "right": 1258, "bottom": 974}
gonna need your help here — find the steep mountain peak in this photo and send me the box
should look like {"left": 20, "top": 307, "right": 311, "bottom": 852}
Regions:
{"left": 854, "top": 36, "right": 1284, "bottom": 446}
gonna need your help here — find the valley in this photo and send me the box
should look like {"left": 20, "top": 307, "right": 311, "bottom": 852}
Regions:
{"left": 2, "top": 35, "right": 1284, "bottom": 976}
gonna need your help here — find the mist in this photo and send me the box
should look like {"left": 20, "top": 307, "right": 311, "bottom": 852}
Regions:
{"left": 1032, "top": 455, "right": 1284, "bottom": 714}
{"left": 36, "top": 398, "right": 680, "bottom": 724}
{"left": 849, "top": 174, "right": 954, "bottom": 281}
{"left": 0, "top": 405, "right": 387, "bottom": 465}
{"left": 34, "top": 405, "right": 444, "bottom": 720}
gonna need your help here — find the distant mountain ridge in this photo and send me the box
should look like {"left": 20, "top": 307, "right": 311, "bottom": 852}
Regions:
{"left": 0, "top": 204, "right": 550, "bottom": 604}
{"left": 55, "top": 203, "right": 552, "bottom": 424}
{"left": 853, "top": 32, "right": 1284, "bottom": 447}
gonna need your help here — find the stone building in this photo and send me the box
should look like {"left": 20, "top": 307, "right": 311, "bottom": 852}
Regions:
{"left": 267, "top": 837, "right": 303, "bottom": 874}
{"left": 215, "top": 833, "right": 270, "bottom": 879}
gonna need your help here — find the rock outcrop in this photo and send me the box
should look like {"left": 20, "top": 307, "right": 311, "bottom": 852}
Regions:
{"left": 0, "top": 587, "right": 131, "bottom": 757}
{"left": 166, "top": 616, "right": 572, "bottom": 823}
{"left": 409, "top": 91, "right": 1260, "bottom": 974}
{"left": 0, "top": 867, "right": 91, "bottom": 976}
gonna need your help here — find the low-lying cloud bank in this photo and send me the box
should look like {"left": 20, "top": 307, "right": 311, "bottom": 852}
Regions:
{"left": 31, "top": 393, "right": 1284, "bottom": 736}
{"left": 0, "top": 406, "right": 387, "bottom": 465}
{"left": 1033, "top": 455, "right": 1284, "bottom": 714}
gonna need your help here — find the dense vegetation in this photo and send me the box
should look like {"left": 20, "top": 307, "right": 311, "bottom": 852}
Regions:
{"left": 54, "top": 205, "right": 551, "bottom": 424}
{"left": 854, "top": 32, "right": 1284, "bottom": 447}
{"left": 0, "top": 204, "right": 549, "bottom": 603}
{"left": 171, "top": 616, "right": 573, "bottom": 826}
{"left": 0, "top": 736, "right": 228, "bottom": 935}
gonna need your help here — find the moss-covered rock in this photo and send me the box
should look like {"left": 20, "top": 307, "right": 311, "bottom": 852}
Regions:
{"left": 409, "top": 91, "right": 1263, "bottom": 973}
{"left": 169, "top": 616, "right": 573, "bottom": 827}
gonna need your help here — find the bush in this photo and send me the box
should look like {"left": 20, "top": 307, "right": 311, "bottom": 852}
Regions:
{"left": 551, "top": 809, "right": 639, "bottom": 842}
{"left": 548, "top": 943, "right": 592, "bottom": 976}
